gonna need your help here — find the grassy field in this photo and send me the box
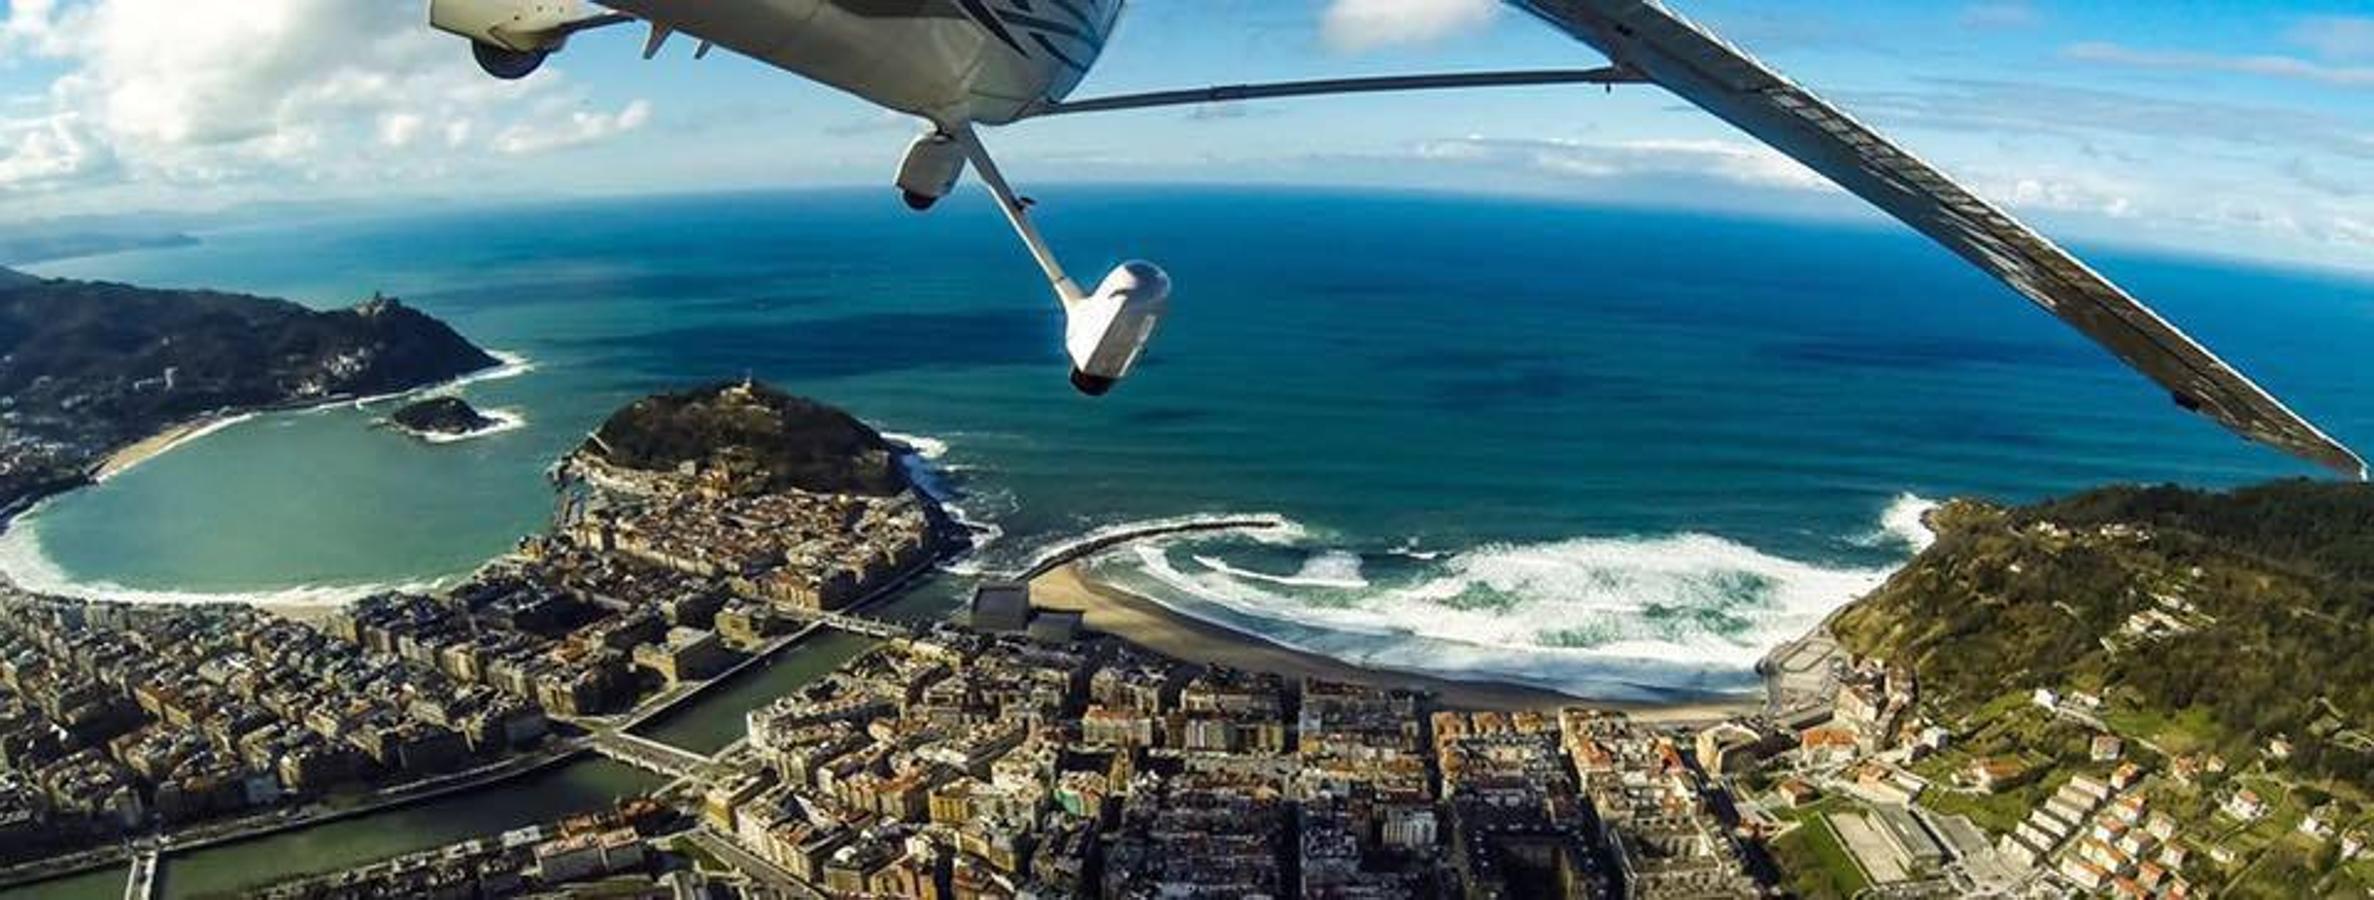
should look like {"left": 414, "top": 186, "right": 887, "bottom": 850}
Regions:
{"left": 1769, "top": 804, "right": 1872, "bottom": 900}
{"left": 2102, "top": 704, "right": 2226, "bottom": 758}
{"left": 2224, "top": 831, "right": 2364, "bottom": 899}
{"left": 1920, "top": 785, "right": 2037, "bottom": 837}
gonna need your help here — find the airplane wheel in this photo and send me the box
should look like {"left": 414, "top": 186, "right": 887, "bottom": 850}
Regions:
{"left": 1069, "top": 369, "right": 1118, "bottom": 397}
{"left": 473, "top": 42, "right": 548, "bottom": 81}
{"left": 902, "top": 190, "right": 940, "bottom": 212}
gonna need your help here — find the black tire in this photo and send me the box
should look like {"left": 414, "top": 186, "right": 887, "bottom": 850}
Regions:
{"left": 473, "top": 42, "right": 548, "bottom": 81}
{"left": 1069, "top": 369, "right": 1118, "bottom": 397}
{"left": 901, "top": 190, "right": 940, "bottom": 212}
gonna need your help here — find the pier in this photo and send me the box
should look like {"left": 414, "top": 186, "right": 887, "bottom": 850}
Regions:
{"left": 1013, "top": 515, "right": 1289, "bottom": 581}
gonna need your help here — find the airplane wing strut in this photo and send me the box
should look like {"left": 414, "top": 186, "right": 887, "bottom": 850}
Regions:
{"left": 1038, "top": 67, "right": 1640, "bottom": 116}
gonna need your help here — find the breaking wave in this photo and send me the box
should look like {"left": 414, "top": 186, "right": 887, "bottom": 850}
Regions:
{"left": 884, "top": 430, "right": 1012, "bottom": 576}
{"left": 0, "top": 511, "right": 450, "bottom": 609}
{"left": 1080, "top": 494, "right": 1939, "bottom": 699}
{"left": 1190, "top": 550, "right": 1370, "bottom": 590}
{"left": 880, "top": 431, "right": 949, "bottom": 462}
{"left": 350, "top": 349, "right": 538, "bottom": 410}
{"left": 412, "top": 408, "right": 528, "bottom": 444}
{"left": 1855, "top": 492, "right": 1940, "bottom": 553}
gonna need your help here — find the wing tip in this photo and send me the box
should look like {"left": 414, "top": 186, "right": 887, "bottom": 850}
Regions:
{"left": 2316, "top": 444, "right": 2368, "bottom": 482}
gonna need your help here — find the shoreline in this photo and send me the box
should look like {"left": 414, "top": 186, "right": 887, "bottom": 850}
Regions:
{"left": 1028, "top": 563, "right": 1761, "bottom": 721}
{"left": 0, "top": 354, "right": 533, "bottom": 613}
{"left": 90, "top": 410, "right": 258, "bottom": 481}
{"left": 386, "top": 408, "right": 530, "bottom": 445}
{"left": 41, "top": 386, "right": 1786, "bottom": 723}
{"left": 88, "top": 348, "right": 534, "bottom": 484}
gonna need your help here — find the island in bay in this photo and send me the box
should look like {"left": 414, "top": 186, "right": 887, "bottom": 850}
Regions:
{"left": 0, "top": 270, "right": 500, "bottom": 515}
{"left": 386, "top": 396, "right": 501, "bottom": 440}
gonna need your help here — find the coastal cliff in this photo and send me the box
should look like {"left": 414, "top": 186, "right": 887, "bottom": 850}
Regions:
{"left": 579, "top": 380, "right": 911, "bottom": 498}
{"left": 0, "top": 269, "right": 500, "bottom": 512}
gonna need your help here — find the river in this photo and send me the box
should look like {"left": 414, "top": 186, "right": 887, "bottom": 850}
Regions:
{"left": 631, "top": 573, "right": 969, "bottom": 752}
{"left": 1, "top": 759, "right": 659, "bottom": 900}
{"left": 0, "top": 623, "right": 940, "bottom": 897}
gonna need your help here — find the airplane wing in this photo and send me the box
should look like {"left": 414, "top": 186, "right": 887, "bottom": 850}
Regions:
{"left": 1511, "top": 0, "right": 2368, "bottom": 480}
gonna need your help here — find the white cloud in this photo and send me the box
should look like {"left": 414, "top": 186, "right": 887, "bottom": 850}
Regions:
{"left": 2066, "top": 41, "right": 2374, "bottom": 88}
{"left": 0, "top": 110, "right": 113, "bottom": 190}
{"left": 1418, "top": 135, "right": 1833, "bottom": 193}
{"left": 1322, "top": 0, "right": 1497, "bottom": 52}
{"left": 2330, "top": 216, "right": 2374, "bottom": 247}
{"left": 0, "top": 0, "right": 82, "bottom": 57}
{"left": 0, "top": 0, "right": 652, "bottom": 202}
{"left": 378, "top": 113, "right": 426, "bottom": 149}
{"left": 1969, "top": 171, "right": 2140, "bottom": 218}
{"left": 494, "top": 99, "right": 652, "bottom": 155}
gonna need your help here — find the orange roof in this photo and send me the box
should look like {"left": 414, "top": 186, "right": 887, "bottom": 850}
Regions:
{"left": 1801, "top": 727, "right": 1857, "bottom": 749}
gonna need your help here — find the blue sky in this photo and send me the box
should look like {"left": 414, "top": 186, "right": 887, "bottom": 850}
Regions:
{"left": 1, "top": 0, "right": 2369, "bottom": 270}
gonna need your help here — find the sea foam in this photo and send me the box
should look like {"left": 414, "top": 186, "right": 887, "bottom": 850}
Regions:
{"left": 882, "top": 429, "right": 1013, "bottom": 576}
{"left": 1009, "top": 513, "right": 1298, "bottom": 579}
{"left": 0, "top": 512, "right": 450, "bottom": 609}
{"left": 350, "top": 349, "right": 538, "bottom": 411}
{"left": 1856, "top": 492, "right": 1941, "bottom": 553}
{"left": 880, "top": 431, "right": 950, "bottom": 462}
{"left": 1189, "top": 550, "right": 1370, "bottom": 590}
{"left": 413, "top": 408, "right": 529, "bottom": 444}
{"left": 1090, "top": 494, "right": 1940, "bottom": 698}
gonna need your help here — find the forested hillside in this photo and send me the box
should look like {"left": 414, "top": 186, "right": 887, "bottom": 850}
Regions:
{"left": 1833, "top": 480, "right": 2374, "bottom": 785}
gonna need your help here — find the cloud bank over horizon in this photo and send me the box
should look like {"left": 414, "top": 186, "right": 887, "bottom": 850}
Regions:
{"left": 0, "top": 1, "right": 2367, "bottom": 272}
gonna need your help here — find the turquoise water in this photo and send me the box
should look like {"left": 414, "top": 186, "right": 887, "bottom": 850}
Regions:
{"left": 12, "top": 188, "right": 2372, "bottom": 697}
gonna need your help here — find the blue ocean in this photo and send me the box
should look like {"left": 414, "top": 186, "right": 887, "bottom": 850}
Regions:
{"left": 10, "top": 188, "right": 2371, "bottom": 699}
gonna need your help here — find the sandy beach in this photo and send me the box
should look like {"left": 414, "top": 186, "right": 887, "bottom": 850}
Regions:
{"left": 1028, "top": 563, "right": 1761, "bottom": 722}
{"left": 87, "top": 352, "right": 534, "bottom": 484}
{"left": 91, "top": 415, "right": 242, "bottom": 481}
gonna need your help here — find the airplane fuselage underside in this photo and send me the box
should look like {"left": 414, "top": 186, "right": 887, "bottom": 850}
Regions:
{"left": 596, "top": 0, "right": 1120, "bottom": 126}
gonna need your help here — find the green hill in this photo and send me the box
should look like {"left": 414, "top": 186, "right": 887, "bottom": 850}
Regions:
{"left": 0, "top": 274, "right": 498, "bottom": 512}
{"left": 1833, "top": 480, "right": 2374, "bottom": 784}
{"left": 583, "top": 381, "right": 910, "bottom": 498}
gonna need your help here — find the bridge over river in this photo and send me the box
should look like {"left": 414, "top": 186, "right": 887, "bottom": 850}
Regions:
{"left": 590, "top": 732, "right": 718, "bottom": 781}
